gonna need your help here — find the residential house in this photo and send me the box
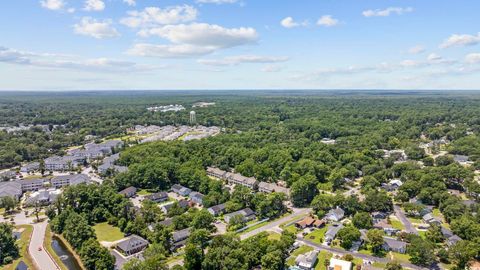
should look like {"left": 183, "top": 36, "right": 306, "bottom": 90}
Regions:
{"left": 98, "top": 153, "right": 128, "bottom": 175}
{"left": 207, "top": 203, "right": 226, "bottom": 216}
{"left": 325, "top": 207, "right": 345, "bottom": 222}
{"left": 447, "top": 235, "right": 462, "bottom": 246}
{"left": 145, "top": 192, "right": 168, "bottom": 203}
{"left": 441, "top": 227, "right": 454, "bottom": 239}
{"left": 371, "top": 212, "right": 388, "bottom": 220}
{"left": 206, "top": 167, "right": 228, "bottom": 179}
{"left": 295, "top": 216, "right": 315, "bottom": 229}
{"left": 324, "top": 224, "right": 343, "bottom": 244}
{"left": 258, "top": 181, "right": 290, "bottom": 196}
{"left": 382, "top": 179, "right": 403, "bottom": 191}
{"left": 224, "top": 208, "right": 256, "bottom": 224}
{"left": 422, "top": 213, "right": 442, "bottom": 226}
{"left": 328, "top": 258, "right": 352, "bottom": 270}
{"left": 189, "top": 191, "right": 204, "bottom": 205}
{"left": 453, "top": 155, "right": 470, "bottom": 165}
{"left": 373, "top": 219, "right": 400, "bottom": 236}
{"left": 24, "top": 188, "right": 62, "bottom": 206}
{"left": 383, "top": 237, "right": 408, "bottom": 254}
{"left": 226, "top": 173, "right": 258, "bottom": 189}
{"left": 20, "top": 162, "right": 40, "bottom": 173}
{"left": 51, "top": 174, "right": 90, "bottom": 188}
{"left": 44, "top": 155, "right": 85, "bottom": 171}
{"left": 0, "top": 181, "right": 22, "bottom": 200}
{"left": 119, "top": 186, "right": 137, "bottom": 198}
{"left": 160, "top": 200, "right": 189, "bottom": 214}
{"left": 116, "top": 235, "right": 149, "bottom": 256}
{"left": 159, "top": 218, "right": 173, "bottom": 227}
{"left": 172, "top": 228, "right": 190, "bottom": 250}
{"left": 0, "top": 171, "right": 16, "bottom": 180}
{"left": 296, "top": 250, "right": 318, "bottom": 270}
{"left": 171, "top": 184, "right": 192, "bottom": 196}
{"left": 313, "top": 219, "right": 326, "bottom": 228}
{"left": 18, "top": 178, "right": 48, "bottom": 192}
{"left": 320, "top": 138, "right": 336, "bottom": 145}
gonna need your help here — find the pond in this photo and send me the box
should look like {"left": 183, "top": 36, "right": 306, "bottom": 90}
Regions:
{"left": 51, "top": 236, "right": 82, "bottom": 270}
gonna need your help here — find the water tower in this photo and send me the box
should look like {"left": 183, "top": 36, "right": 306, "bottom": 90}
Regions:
{"left": 190, "top": 111, "right": 196, "bottom": 125}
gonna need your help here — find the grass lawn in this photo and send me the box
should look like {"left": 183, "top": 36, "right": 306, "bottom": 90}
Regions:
{"left": 44, "top": 225, "right": 68, "bottom": 270}
{"left": 391, "top": 252, "right": 411, "bottom": 263}
{"left": 372, "top": 262, "right": 387, "bottom": 268}
{"left": 137, "top": 189, "right": 153, "bottom": 196}
{"left": 358, "top": 248, "right": 373, "bottom": 255}
{"left": 389, "top": 219, "right": 405, "bottom": 230}
{"left": 2, "top": 225, "right": 35, "bottom": 270}
{"left": 286, "top": 245, "right": 314, "bottom": 266}
{"left": 0, "top": 208, "right": 5, "bottom": 215}
{"left": 314, "top": 251, "right": 333, "bottom": 270}
{"left": 407, "top": 217, "right": 423, "bottom": 224}
{"left": 418, "top": 230, "right": 427, "bottom": 239}
{"left": 267, "top": 232, "right": 281, "bottom": 241}
{"left": 93, "top": 222, "right": 124, "bottom": 242}
{"left": 284, "top": 224, "right": 299, "bottom": 234}
{"left": 305, "top": 226, "right": 327, "bottom": 244}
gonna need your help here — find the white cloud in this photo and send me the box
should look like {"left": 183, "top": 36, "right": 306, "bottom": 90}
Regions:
{"left": 127, "top": 43, "right": 217, "bottom": 58}
{"left": 262, "top": 65, "right": 283, "bottom": 72}
{"left": 363, "top": 7, "right": 413, "bottom": 17}
{"left": 196, "top": 0, "right": 238, "bottom": 4}
{"left": 120, "top": 5, "right": 198, "bottom": 28}
{"left": 74, "top": 17, "right": 120, "bottom": 39}
{"left": 0, "top": 46, "right": 154, "bottom": 72}
{"left": 465, "top": 53, "right": 480, "bottom": 64}
{"left": 408, "top": 45, "right": 425, "bottom": 54}
{"left": 40, "top": 0, "right": 65, "bottom": 10}
{"left": 427, "top": 53, "right": 442, "bottom": 61}
{"left": 198, "top": 55, "right": 289, "bottom": 66}
{"left": 123, "top": 0, "right": 136, "bottom": 6}
{"left": 84, "top": 0, "right": 105, "bottom": 11}
{"left": 138, "top": 23, "right": 257, "bottom": 47}
{"left": 440, "top": 33, "right": 480, "bottom": 48}
{"left": 280, "top": 17, "right": 308, "bottom": 28}
{"left": 400, "top": 59, "right": 422, "bottom": 67}
{"left": 317, "top": 15, "right": 339, "bottom": 27}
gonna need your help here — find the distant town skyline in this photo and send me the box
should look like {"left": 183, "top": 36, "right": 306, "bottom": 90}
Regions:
{"left": 1, "top": 0, "right": 480, "bottom": 90}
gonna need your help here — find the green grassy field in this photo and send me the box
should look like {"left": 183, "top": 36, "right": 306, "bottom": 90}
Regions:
{"left": 93, "top": 222, "right": 124, "bottom": 242}
{"left": 391, "top": 252, "right": 411, "bottom": 263}
{"left": 137, "top": 189, "right": 154, "bottom": 196}
{"left": 305, "top": 226, "right": 327, "bottom": 244}
{"left": 284, "top": 224, "right": 299, "bottom": 234}
{"left": 390, "top": 218, "right": 405, "bottom": 230}
{"left": 2, "top": 225, "right": 35, "bottom": 270}
{"left": 267, "top": 232, "right": 281, "bottom": 241}
{"left": 314, "top": 251, "right": 333, "bottom": 270}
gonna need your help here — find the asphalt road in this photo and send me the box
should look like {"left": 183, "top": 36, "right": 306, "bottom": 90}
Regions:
{"left": 29, "top": 221, "right": 60, "bottom": 270}
{"left": 394, "top": 205, "right": 418, "bottom": 235}
{"left": 240, "top": 208, "right": 311, "bottom": 240}
{"left": 298, "top": 238, "right": 429, "bottom": 270}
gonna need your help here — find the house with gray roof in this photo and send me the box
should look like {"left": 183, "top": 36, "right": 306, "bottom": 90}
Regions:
{"left": 227, "top": 173, "right": 258, "bottom": 189}
{"left": 51, "top": 174, "right": 90, "bottom": 189}
{"left": 0, "top": 181, "right": 22, "bottom": 200}
{"left": 258, "top": 181, "right": 290, "bottom": 196}
{"left": 207, "top": 203, "right": 226, "bottom": 216}
{"left": 324, "top": 224, "right": 343, "bottom": 244}
{"left": 325, "top": 206, "right": 345, "bottom": 222}
{"left": 206, "top": 167, "right": 228, "bottom": 179}
{"left": 224, "top": 208, "right": 256, "bottom": 224}
{"left": 172, "top": 228, "right": 190, "bottom": 250}
{"left": 145, "top": 192, "right": 168, "bottom": 203}
{"left": 0, "top": 171, "right": 17, "bottom": 181}
{"left": 116, "top": 235, "right": 149, "bottom": 256}
{"left": 18, "top": 178, "right": 48, "bottom": 192}
{"left": 119, "top": 186, "right": 137, "bottom": 198}
{"left": 422, "top": 213, "right": 442, "bottom": 226}
{"left": 44, "top": 155, "right": 85, "bottom": 171}
{"left": 24, "top": 188, "right": 61, "bottom": 206}
{"left": 189, "top": 191, "right": 204, "bottom": 205}
{"left": 296, "top": 250, "right": 318, "bottom": 269}
{"left": 383, "top": 237, "right": 407, "bottom": 253}
{"left": 98, "top": 153, "right": 128, "bottom": 175}
{"left": 20, "top": 162, "right": 40, "bottom": 173}
{"left": 172, "top": 184, "right": 192, "bottom": 196}
{"left": 447, "top": 235, "right": 462, "bottom": 246}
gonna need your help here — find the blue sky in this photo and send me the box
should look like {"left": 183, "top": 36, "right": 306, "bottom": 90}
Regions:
{"left": 1, "top": 0, "right": 480, "bottom": 90}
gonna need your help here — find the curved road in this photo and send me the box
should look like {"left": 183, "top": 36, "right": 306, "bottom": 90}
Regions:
{"left": 29, "top": 221, "right": 60, "bottom": 270}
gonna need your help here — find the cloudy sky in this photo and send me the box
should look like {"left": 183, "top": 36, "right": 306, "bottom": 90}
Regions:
{"left": 1, "top": 0, "right": 480, "bottom": 90}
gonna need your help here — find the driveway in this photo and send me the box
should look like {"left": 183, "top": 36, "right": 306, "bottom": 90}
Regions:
{"left": 29, "top": 221, "right": 60, "bottom": 270}
{"left": 394, "top": 205, "right": 418, "bottom": 235}
{"left": 239, "top": 208, "right": 310, "bottom": 240}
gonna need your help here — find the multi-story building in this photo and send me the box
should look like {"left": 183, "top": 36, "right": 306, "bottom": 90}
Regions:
{"left": 51, "top": 174, "right": 90, "bottom": 189}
